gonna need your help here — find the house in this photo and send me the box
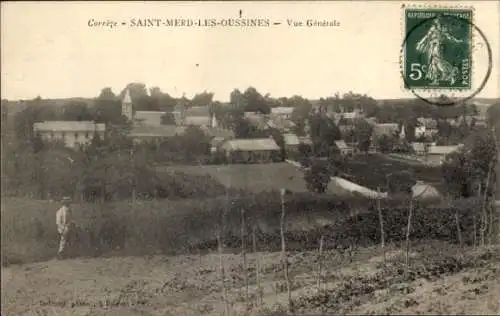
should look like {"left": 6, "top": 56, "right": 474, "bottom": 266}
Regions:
{"left": 415, "top": 117, "right": 438, "bottom": 138}
{"left": 33, "top": 121, "right": 106, "bottom": 149}
{"left": 270, "top": 107, "right": 294, "bottom": 119}
{"left": 425, "top": 145, "right": 460, "bottom": 165}
{"left": 373, "top": 123, "right": 400, "bottom": 138}
{"left": 283, "top": 133, "right": 301, "bottom": 156}
{"left": 267, "top": 116, "right": 296, "bottom": 132}
{"left": 411, "top": 142, "right": 428, "bottom": 155}
{"left": 244, "top": 112, "right": 269, "bottom": 131}
{"left": 335, "top": 140, "right": 353, "bottom": 155}
{"left": 129, "top": 125, "right": 187, "bottom": 143}
{"left": 170, "top": 94, "right": 218, "bottom": 127}
{"left": 135, "top": 111, "right": 166, "bottom": 126}
{"left": 202, "top": 127, "right": 235, "bottom": 153}
{"left": 174, "top": 104, "right": 217, "bottom": 127}
{"left": 220, "top": 138, "right": 281, "bottom": 163}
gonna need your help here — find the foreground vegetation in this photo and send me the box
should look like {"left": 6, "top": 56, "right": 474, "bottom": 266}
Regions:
{"left": 2, "top": 240, "right": 499, "bottom": 315}
{"left": 1, "top": 191, "right": 490, "bottom": 267}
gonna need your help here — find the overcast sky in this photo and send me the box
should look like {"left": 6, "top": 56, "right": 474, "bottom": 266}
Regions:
{"left": 1, "top": 1, "right": 499, "bottom": 101}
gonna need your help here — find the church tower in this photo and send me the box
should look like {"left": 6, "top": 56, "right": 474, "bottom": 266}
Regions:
{"left": 122, "top": 88, "right": 134, "bottom": 121}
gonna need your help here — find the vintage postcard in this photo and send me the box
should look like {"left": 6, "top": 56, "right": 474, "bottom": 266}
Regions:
{"left": 1, "top": 1, "right": 499, "bottom": 315}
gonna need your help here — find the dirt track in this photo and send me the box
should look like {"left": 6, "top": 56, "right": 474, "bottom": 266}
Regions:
{"left": 2, "top": 243, "right": 500, "bottom": 316}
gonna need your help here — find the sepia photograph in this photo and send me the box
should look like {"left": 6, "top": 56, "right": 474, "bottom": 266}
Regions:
{"left": 1, "top": 1, "right": 499, "bottom": 315}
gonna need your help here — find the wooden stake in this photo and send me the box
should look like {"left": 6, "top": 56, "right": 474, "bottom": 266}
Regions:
{"left": 455, "top": 209, "right": 463, "bottom": 247}
{"left": 253, "top": 226, "right": 262, "bottom": 306}
{"left": 404, "top": 197, "right": 413, "bottom": 281}
{"left": 481, "top": 161, "right": 494, "bottom": 246}
{"left": 376, "top": 187, "right": 386, "bottom": 264}
{"left": 217, "top": 232, "right": 230, "bottom": 316}
{"left": 280, "top": 189, "right": 292, "bottom": 310}
{"left": 316, "top": 235, "right": 324, "bottom": 292}
{"left": 241, "top": 208, "right": 249, "bottom": 308}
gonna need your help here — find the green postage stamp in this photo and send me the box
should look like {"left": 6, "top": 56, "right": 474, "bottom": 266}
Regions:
{"left": 403, "top": 7, "right": 473, "bottom": 90}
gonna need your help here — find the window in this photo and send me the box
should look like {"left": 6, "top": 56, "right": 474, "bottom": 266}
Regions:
{"left": 61, "top": 132, "right": 66, "bottom": 139}
{"left": 85, "top": 132, "right": 89, "bottom": 139}
{"left": 50, "top": 131, "right": 54, "bottom": 139}
{"left": 74, "top": 132, "right": 79, "bottom": 139}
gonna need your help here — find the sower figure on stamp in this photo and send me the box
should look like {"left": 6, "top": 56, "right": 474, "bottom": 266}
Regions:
{"left": 56, "top": 197, "right": 74, "bottom": 258}
{"left": 416, "top": 17, "right": 463, "bottom": 85}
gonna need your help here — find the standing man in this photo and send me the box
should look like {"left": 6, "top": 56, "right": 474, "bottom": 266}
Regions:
{"left": 56, "top": 197, "right": 73, "bottom": 258}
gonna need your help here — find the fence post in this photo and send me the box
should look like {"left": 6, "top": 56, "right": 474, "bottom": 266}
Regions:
{"left": 280, "top": 188, "right": 292, "bottom": 311}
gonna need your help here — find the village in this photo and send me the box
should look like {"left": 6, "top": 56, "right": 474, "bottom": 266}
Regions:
{"left": 5, "top": 84, "right": 492, "bottom": 201}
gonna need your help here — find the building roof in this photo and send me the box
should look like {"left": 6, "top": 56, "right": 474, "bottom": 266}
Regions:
{"left": 135, "top": 111, "right": 166, "bottom": 126}
{"left": 298, "top": 136, "right": 313, "bottom": 145}
{"left": 184, "top": 116, "right": 211, "bottom": 126}
{"left": 33, "top": 121, "right": 105, "bottom": 132}
{"left": 283, "top": 133, "right": 300, "bottom": 146}
{"left": 129, "top": 125, "right": 187, "bottom": 138}
{"left": 267, "top": 116, "right": 296, "bottom": 131}
{"left": 222, "top": 138, "right": 280, "bottom": 151}
{"left": 411, "top": 142, "right": 427, "bottom": 152}
{"left": 271, "top": 107, "right": 294, "bottom": 115}
{"left": 427, "top": 145, "right": 460, "bottom": 155}
{"left": 373, "top": 123, "right": 399, "bottom": 137}
{"left": 335, "top": 140, "right": 349, "bottom": 149}
{"left": 201, "top": 126, "right": 235, "bottom": 139}
{"left": 123, "top": 89, "right": 132, "bottom": 104}
{"left": 417, "top": 117, "right": 438, "bottom": 129}
{"left": 185, "top": 106, "right": 210, "bottom": 117}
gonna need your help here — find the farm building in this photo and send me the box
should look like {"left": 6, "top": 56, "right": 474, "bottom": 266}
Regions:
{"left": 424, "top": 145, "right": 461, "bottom": 165}
{"left": 373, "top": 123, "right": 400, "bottom": 138}
{"left": 270, "top": 107, "right": 294, "bottom": 119}
{"left": 412, "top": 181, "right": 442, "bottom": 199}
{"left": 135, "top": 111, "right": 166, "bottom": 126}
{"left": 411, "top": 142, "right": 429, "bottom": 155}
{"left": 415, "top": 117, "right": 438, "bottom": 138}
{"left": 267, "top": 116, "right": 296, "bottom": 132}
{"left": 33, "top": 121, "right": 106, "bottom": 149}
{"left": 220, "top": 138, "right": 281, "bottom": 163}
{"left": 335, "top": 140, "right": 353, "bottom": 155}
{"left": 283, "top": 133, "right": 301, "bottom": 156}
{"left": 129, "top": 125, "right": 187, "bottom": 143}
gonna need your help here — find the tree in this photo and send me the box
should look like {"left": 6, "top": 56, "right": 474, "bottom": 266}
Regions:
{"left": 98, "top": 87, "right": 116, "bottom": 100}
{"left": 486, "top": 103, "right": 500, "bottom": 128}
{"left": 94, "top": 88, "right": 123, "bottom": 125}
{"left": 181, "top": 126, "right": 211, "bottom": 160}
{"left": 191, "top": 91, "right": 214, "bottom": 107}
{"left": 441, "top": 129, "right": 497, "bottom": 198}
{"left": 304, "top": 161, "right": 331, "bottom": 194}
{"left": 61, "top": 101, "right": 94, "bottom": 121}
{"left": 269, "top": 128, "right": 285, "bottom": 161}
{"left": 309, "top": 113, "right": 341, "bottom": 157}
{"left": 386, "top": 171, "right": 416, "bottom": 197}
{"left": 243, "top": 87, "right": 270, "bottom": 114}
{"left": 374, "top": 134, "right": 396, "bottom": 154}
{"left": 353, "top": 119, "right": 373, "bottom": 152}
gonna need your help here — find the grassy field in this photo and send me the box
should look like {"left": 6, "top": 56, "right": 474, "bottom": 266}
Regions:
{"left": 157, "top": 163, "right": 348, "bottom": 194}
{"left": 337, "top": 154, "right": 443, "bottom": 192}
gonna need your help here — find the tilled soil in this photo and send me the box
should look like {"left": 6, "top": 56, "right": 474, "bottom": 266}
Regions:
{"left": 2, "top": 242, "right": 499, "bottom": 316}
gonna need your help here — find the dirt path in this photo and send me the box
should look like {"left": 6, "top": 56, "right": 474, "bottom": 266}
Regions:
{"left": 2, "top": 244, "right": 499, "bottom": 316}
